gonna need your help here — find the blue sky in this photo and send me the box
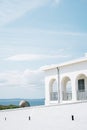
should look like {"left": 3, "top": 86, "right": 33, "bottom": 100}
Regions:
{"left": 0, "top": 0, "right": 87, "bottom": 99}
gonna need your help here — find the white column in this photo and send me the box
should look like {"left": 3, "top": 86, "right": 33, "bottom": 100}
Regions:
{"left": 59, "top": 85, "right": 63, "bottom": 103}
{"left": 59, "top": 78, "right": 63, "bottom": 103}
{"left": 45, "top": 78, "right": 50, "bottom": 105}
{"left": 71, "top": 77, "right": 77, "bottom": 101}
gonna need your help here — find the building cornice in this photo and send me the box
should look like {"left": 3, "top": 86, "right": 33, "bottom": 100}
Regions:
{"left": 42, "top": 56, "right": 87, "bottom": 71}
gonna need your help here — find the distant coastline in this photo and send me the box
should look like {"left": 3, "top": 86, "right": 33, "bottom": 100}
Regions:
{"left": 0, "top": 98, "right": 45, "bottom": 107}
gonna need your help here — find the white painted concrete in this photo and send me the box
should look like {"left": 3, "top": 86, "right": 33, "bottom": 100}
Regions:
{"left": 0, "top": 101, "right": 87, "bottom": 130}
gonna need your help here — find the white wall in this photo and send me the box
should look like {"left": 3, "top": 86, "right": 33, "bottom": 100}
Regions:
{"left": 45, "top": 61, "right": 87, "bottom": 105}
{"left": 60, "top": 61, "right": 87, "bottom": 74}
{"left": 0, "top": 101, "right": 87, "bottom": 130}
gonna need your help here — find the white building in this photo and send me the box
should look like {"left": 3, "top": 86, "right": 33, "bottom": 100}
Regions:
{"left": 43, "top": 55, "right": 87, "bottom": 105}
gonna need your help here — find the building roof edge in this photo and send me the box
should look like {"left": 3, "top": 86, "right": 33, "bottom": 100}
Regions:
{"left": 42, "top": 56, "right": 87, "bottom": 71}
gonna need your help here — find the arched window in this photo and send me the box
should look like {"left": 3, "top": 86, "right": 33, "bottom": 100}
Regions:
{"left": 49, "top": 79, "right": 58, "bottom": 101}
{"left": 61, "top": 76, "right": 72, "bottom": 101}
{"left": 76, "top": 74, "right": 87, "bottom": 100}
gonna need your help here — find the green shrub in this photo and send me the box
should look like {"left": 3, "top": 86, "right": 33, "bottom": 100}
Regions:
{"left": 0, "top": 105, "right": 19, "bottom": 110}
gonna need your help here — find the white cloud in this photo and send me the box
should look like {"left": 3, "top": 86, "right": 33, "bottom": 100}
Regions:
{"left": 52, "top": 0, "right": 60, "bottom": 6}
{"left": 6, "top": 54, "right": 41, "bottom": 61}
{"left": 0, "top": 27, "right": 85, "bottom": 38}
{"left": 0, "top": 71, "right": 23, "bottom": 86}
{"left": 6, "top": 53, "right": 70, "bottom": 61}
{"left": 39, "top": 29, "right": 87, "bottom": 36}
{"left": 0, "top": 69, "right": 44, "bottom": 88}
{"left": 0, "top": 0, "right": 61, "bottom": 26}
{"left": 23, "top": 69, "right": 44, "bottom": 87}
{"left": 0, "top": 69, "right": 44, "bottom": 98}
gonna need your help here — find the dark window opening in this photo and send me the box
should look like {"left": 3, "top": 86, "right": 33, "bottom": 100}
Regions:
{"left": 78, "top": 79, "right": 85, "bottom": 91}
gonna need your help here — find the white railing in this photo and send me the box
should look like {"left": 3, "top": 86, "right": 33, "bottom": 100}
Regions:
{"left": 50, "top": 92, "right": 72, "bottom": 101}
{"left": 62, "top": 92, "right": 72, "bottom": 101}
{"left": 50, "top": 91, "right": 87, "bottom": 102}
{"left": 50, "top": 92, "right": 58, "bottom": 101}
{"left": 77, "top": 90, "right": 87, "bottom": 100}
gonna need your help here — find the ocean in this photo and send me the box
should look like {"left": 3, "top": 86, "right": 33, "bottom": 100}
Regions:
{"left": 0, "top": 98, "right": 45, "bottom": 106}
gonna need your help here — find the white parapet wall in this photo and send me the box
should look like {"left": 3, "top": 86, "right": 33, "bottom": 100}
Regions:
{"left": 0, "top": 101, "right": 87, "bottom": 130}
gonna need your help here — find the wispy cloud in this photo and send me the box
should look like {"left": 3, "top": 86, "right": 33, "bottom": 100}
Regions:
{"left": 6, "top": 53, "right": 70, "bottom": 61}
{"left": 0, "top": 0, "right": 61, "bottom": 26}
{"left": 0, "top": 69, "right": 45, "bottom": 98}
{"left": 39, "top": 29, "right": 87, "bottom": 36}
{"left": 0, "top": 69, "right": 44, "bottom": 88}
{"left": 5, "top": 27, "right": 87, "bottom": 37}
{"left": 51, "top": 0, "right": 61, "bottom": 6}
{"left": 6, "top": 54, "right": 41, "bottom": 61}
